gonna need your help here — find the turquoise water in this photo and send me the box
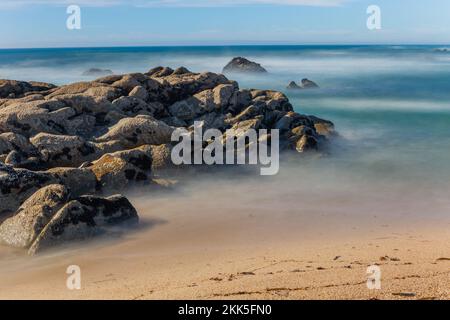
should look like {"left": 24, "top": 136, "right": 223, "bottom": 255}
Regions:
{"left": 1, "top": 45, "right": 450, "bottom": 198}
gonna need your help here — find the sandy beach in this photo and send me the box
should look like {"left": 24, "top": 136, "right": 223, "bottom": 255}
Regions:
{"left": 1, "top": 170, "right": 449, "bottom": 300}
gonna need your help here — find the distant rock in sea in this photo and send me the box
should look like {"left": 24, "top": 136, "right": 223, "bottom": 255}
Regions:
{"left": 223, "top": 57, "right": 268, "bottom": 74}
{"left": 434, "top": 48, "right": 449, "bottom": 53}
{"left": 0, "top": 66, "right": 335, "bottom": 254}
{"left": 286, "top": 78, "right": 319, "bottom": 90}
{"left": 287, "top": 81, "right": 302, "bottom": 90}
{"left": 301, "top": 78, "right": 319, "bottom": 89}
{"left": 82, "top": 68, "right": 114, "bottom": 76}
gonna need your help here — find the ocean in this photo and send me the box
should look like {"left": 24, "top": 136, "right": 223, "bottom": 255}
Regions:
{"left": 1, "top": 44, "right": 450, "bottom": 237}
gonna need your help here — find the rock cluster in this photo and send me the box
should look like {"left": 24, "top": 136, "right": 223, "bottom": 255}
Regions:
{"left": 287, "top": 78, "right": 320, "bottom": 90}
{"left": 0, "top": 66, "right": 334, "bottom": 253}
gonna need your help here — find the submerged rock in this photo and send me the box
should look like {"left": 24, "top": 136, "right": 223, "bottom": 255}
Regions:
{"left": 223, "top": 57, "right": 268, "bottom": 74}
{"left": 287, "top": 81, "right": 302, "bottom": 90}
{"left": 301, "top": 78, "right": 319, "bottom": 89}
{"left": 82, "top": 68, "right": 114, "bottom": 76}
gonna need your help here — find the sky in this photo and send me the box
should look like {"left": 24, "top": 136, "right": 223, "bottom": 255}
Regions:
{"left": 0, "top": 0, "right": 449, "bottom": 48}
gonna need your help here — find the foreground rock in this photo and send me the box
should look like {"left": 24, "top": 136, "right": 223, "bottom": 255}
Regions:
{"left": 0, "top": 183, "right": 138, "bottom": 255}
{"left": 0, "top": 184, "right": 69, "bottom": 248}
{"left": 28, "top": 193, "right": 138, "bottom": 255}
{"left": 0, "top": 66, "right": 335, "bottom": 253}
{"left": 223, "top": 57, "right": 268, "bottom": 74}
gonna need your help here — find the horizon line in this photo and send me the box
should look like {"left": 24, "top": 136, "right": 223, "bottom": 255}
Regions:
{"left": 0, "top": 43, "right": 448, "bottom": 50}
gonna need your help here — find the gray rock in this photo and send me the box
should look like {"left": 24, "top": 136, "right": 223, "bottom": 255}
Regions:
{"left": 28, "top": 194, "right": 138, "bottom": 255}
{"left": 223, "top": 57, "right": 268, "bottom": 74}
{"left": 300, "top": 78, "right": 319, "bottom": 89}
{"left": 82, "top": 68, "right": 114, "bottom": 76}
{"left": 0, "top": 184, "right": 69, "bottom": 248}
{"left": 286, "top": 81, "right": 302, "bottom": 90}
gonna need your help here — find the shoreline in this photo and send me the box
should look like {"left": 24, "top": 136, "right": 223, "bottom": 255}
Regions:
{"left": 1, "top": 181, "right": 449, "bottom": 300}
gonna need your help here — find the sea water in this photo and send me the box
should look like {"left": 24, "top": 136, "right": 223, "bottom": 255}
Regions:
{"left": 1, "top": 45, "right": 450, "bottom": 230}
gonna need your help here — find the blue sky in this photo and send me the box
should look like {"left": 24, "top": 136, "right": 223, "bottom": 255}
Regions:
{"left": 0, "top": 0, "right": 449, "bottom": 48}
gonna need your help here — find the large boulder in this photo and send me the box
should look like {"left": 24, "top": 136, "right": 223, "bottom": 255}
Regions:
{"left": 28, "top": 194, "right": 138, "bottom": 255}
{"left": 0, "top": 184, "right": 69, "bottom": 248}
{"left": 0, "top": 164, "right": 55, "bottom": 215}
{"left": 96, "top": 115, "right": 174, "bottom": 148}
{"left": 30, "top": 133, "right": 97, "bottom": 168}
{"left": 89, "top": 145, "right": 153, "bottom": 190}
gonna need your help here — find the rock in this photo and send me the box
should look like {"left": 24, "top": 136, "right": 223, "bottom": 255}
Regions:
{"left": 0, "top": 80, "right": 56, "bottom": 99}
{"left": 300, "top": 78, "right": 319, "bottom": 89}
{"left": 150, "top": 144, "right": 175, "bottom": 174}
{"left": 46, "top": 167, "right": 97, "bottom": 196}
{"left": 89, "top": 145, "right": 153, "bottom": 190}
{"left": 309, "top": 116, "right": 335, "bottom": 138}
{"left": 223, "top": 57, "right": 268, "bottom": 74}
{"left": 286, "top": 79, "right": 319, "bottom": 90}
{"left": 296, "top": 135, "right": 318, "bottom": 152}
{"left": 0, "top": 164, "right": 55, "bottom": 215}
{"left": 112, "top": 96, "right": 157, "bottom": 117}
{"left": 96, "top": 116, "right": 174, "bottom": 148}
{"left": 82, "top": 68, "right": 114, "bottom": 76}
{"left": 112, "top": 74, "right": 145, "bottom": 94}
{"left": 0, "top": 184, "right": 69, "bottom": 248}
{"left": 147, "top": 66, "right": 174, "bottom": 77}
{"left": 28, "top": 194, "right": 138, "bottom": 255}
{"left": 128, "top": 85, "right": 149, "bottom": 101}
{"left": 5, "top": 150, "right": 25, "bottom": 166}
{"left": 30, "top": 133, "right": 97, "bottom": 168}
{"left": 0, "top": 132, "right": 34, "bottom": 156}
{"left": 157, "top": 72, "right": 232, "bottom": 105}
{"left": 172, "top": 67, "right": 191, "bottom": 75}
{"left": 287, "top": 81, "right": 302, "bottom": 90}
{"left": 168, "top": 98, "right": 203, "bottom": 121}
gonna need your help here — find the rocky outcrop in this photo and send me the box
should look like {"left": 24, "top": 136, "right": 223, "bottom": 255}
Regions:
{"left": 223, "top": 57, "right": 268, "bottom": 74}
{"left": 0, "top": 66, "right": 335, "bottom": 254}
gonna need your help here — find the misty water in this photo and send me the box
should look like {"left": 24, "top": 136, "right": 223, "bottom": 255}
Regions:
{"left": 1, "top": 45, "right": 449, "bottom": 263}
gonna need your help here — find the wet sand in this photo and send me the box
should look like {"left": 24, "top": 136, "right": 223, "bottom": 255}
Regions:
{"left": 0, "top": 169, "right": 449, "bottom": 300}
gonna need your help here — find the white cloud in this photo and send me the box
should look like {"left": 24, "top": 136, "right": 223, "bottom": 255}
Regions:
{"left": 0, "top": 0, "right": 348, "bottom": 8}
